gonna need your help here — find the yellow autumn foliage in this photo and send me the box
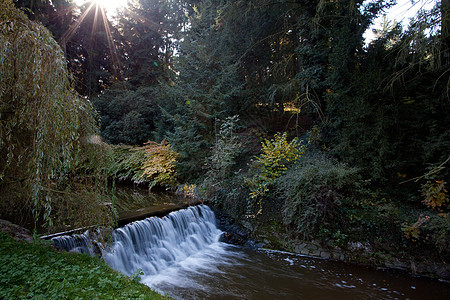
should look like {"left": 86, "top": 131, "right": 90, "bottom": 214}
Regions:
{"left": 140, "top": 140, "right": 179, "bottom": 188}
{"left": 422, "top": 179, "right": 449, "bottom": 211}
{"left": 110, "top": 140, "right": 179, "bottom": 189}
{"left": 247, "top": 132, "right": 304, "bottom": 214}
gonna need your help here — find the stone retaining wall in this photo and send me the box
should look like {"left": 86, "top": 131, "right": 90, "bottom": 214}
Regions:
{"left": 288, "top": 239, "right": 449, "bottom": 281}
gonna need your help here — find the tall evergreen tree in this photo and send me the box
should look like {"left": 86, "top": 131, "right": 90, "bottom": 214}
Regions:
{"left": 326, "top": 1, "right": 450, "bottom": 191}
{"left": 93, "top": 0, "right": 190, "bottom": 145}
{"left": 157, "top": 0, "right": 243, "bottom": 180}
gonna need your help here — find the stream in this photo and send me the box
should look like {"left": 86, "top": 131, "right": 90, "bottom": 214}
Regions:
{"left": 52, "top": 188, "right": 449, "bottom": 299}
{"left": 142, "top": 242, "right": 449, "bottom": 299}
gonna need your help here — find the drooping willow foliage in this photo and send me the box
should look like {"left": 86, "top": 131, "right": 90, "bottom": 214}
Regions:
{"left": 0, "top": 0, "right": 107, "bottom": 229}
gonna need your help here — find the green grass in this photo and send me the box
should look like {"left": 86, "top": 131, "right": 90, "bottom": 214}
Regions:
{"left": 0, "top": 232, "right": 169, "bottom": 299}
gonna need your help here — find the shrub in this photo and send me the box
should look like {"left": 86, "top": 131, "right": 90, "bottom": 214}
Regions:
{"left": 108, "top": 141, "right": 179, "bottom": 189}
{"left": 401, "top": 214, "right": 431, "bottom": 241}
{"left": 422, "top": 177, "right": 449, "bottom": 211}
{"left": 246, "top": 132, "right": 304, "bottom": 216}
{"left": 205, "top": 172, "right": 250, "bottom": 221}
{"left": 422, "top": 213, "right": 450, "bottom": 256}
{"left": 205, "top": 115, "right": 242, "bottom": 183}
{"left": 276, "top": 154, "right": 359, "bottom": 239}
{"left": 397, "top": 209, "right": 450, "bottom": 261}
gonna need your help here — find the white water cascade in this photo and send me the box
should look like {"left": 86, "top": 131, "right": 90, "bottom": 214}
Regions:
{"left": 102, "top": 205, "right": 223, "bottom": 276}
{"left": 52, "top": 205, "right": 224, "bottom": 278}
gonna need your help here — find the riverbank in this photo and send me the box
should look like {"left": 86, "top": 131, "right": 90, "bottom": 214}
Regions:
{"left": 203, "top": 149, "right": 449, "bottom": 283}
{"left": 0, "top": 222, "right": 168, "bottom": 299}
{"left": 254, "top": 227, "right": 450, "bottom": 281}
{"left": 214, "top": 208, "right": 450, "bottom": 282}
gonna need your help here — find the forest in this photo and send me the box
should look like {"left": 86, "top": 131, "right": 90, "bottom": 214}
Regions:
{"left": 1, "top": 0, "right": 449, "bottom": 282}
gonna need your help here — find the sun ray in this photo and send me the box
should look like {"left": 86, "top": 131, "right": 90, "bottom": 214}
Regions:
{"left": 100, "top": 6, "right": 122, "bottom": 80}
{"left": 60, "top": 2, "right": 96, "bottom": 50}
{"left": 77, "top": 0, "right": 127, "bottom": 16}
{"left": 60, "top": 1, "right": 124, "bottom": 86}
{"left": 122, "top": 8, "right": 163, "bottom": 35}
{"left": 90, "top": 3, "right": 100, "bottom": 45}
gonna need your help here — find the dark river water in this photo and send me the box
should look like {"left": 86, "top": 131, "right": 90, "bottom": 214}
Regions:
{"left": 142, "top": 241, "right": 449, "bottom": 300}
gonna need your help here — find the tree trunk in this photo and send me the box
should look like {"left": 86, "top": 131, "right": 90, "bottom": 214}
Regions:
{"left": 442, "top": 0, "right": 450, "bottom": 65}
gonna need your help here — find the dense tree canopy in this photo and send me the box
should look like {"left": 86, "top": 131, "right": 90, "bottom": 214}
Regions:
{"left": 25, "top": 0, "right": 444, "bottom": 190}
{"left": 4, "top": 0, "right": 449, "bottom": 256}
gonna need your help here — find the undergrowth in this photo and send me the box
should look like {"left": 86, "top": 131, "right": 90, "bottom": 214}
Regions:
{"left": 276, "top": 153, "right": 360, "bottom": 238}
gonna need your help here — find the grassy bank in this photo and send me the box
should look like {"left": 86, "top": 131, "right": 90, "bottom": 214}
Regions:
{"left": 0, "top": 233, "right": 167, "bottom": 299}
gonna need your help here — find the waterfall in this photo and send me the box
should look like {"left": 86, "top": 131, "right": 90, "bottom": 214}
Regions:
{"left": 51, "top": 232, "right": 91, "bottom": 254}
{"left": 51, "top": 205, "right": 223, "bottom": 277}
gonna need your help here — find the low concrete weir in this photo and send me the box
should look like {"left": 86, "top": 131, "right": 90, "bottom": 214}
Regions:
{"left": 41, "top": 201, "right": 202, "bottom": 240}
{"left": 49, "top": 204, "right": 220, "bottom": 259}
{"left": 103, "top": 205, "right": 221, "bottom": 277}
{"left": 117, "top": 201, "right": 202, "bottom": 227}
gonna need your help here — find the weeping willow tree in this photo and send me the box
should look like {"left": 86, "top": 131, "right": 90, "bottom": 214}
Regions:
{"left": 0, "top": 0, "right": 112, "bottom": 231}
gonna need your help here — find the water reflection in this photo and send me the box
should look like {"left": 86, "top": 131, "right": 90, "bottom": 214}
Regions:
{"left": 113, "top": 185, "right": 185, "bottom": 214}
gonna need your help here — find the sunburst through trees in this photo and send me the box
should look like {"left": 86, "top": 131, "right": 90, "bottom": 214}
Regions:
{"left": 58, "top": 0, "right": 125, "bottom": 96}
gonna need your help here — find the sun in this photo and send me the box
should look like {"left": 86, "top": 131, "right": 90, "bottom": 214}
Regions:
{"left": 75, "top": 0, "right": 128, "bottom": 14}
{"left": 62, "top": 0, "right": 126, "bottom": 78}
{"left": 93, "top": 0, "right": 127, "bottom": 12}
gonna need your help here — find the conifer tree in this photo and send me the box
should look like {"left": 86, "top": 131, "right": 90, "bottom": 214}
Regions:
{"left": 157, "top": 0, "right": 242, "bottom": 180}
{"left": 93, "top": 0, "right": 189, "bottom": 145}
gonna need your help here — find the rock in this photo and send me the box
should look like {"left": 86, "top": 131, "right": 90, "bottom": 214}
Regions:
{"left": 213, "top": 209, "right": 250, "bottom": 246}
{"left": 306, "top": 244, "right": 318, "bottom": 251}
{"left": 384, "top": 258, "right": 407, "bottom": 271}
{"left": 413, "top": 263, "right": 427, "bottom": 274}
{"left": 392, "top": 259, "right": 408, "bottom": 270}
{"left": 218, "top": 226, "right": 248, "bottom": 246}
{"left": 309, "top": 249, "right": 321, "bottom": 256}
{"left": 375, "top": 253, "right": 387, "bottom": 260}
{"left": 311, "top": 240, "right": 321, "bottom": 246}
{"left": 0, "top": 219, "right": 33, "bottom": 242}
{"left": 240, "top": 220, "right": 256, "bottom": 231}
{"left": 436, "top": 267, "right": 450, "bottom": 281}
{"left": 331, "top": 252, "right": 345, "bottom": 261}
{"left": 300, "top": 249, "right": 309, "bottom": 255}
{"left": 426, "top": 264, "right": 450, "bottom": 280}
{"left": 320, "top": 251, "right": 331, "bottom": 259}
{"left": 294, "top": 243, "right": 307, "bottom": 253}
{"left": 347, "top": 241, "right": 372, "bottom": 255}
{"left": 244, "top": 239, "right": 264, "bottom": 249}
